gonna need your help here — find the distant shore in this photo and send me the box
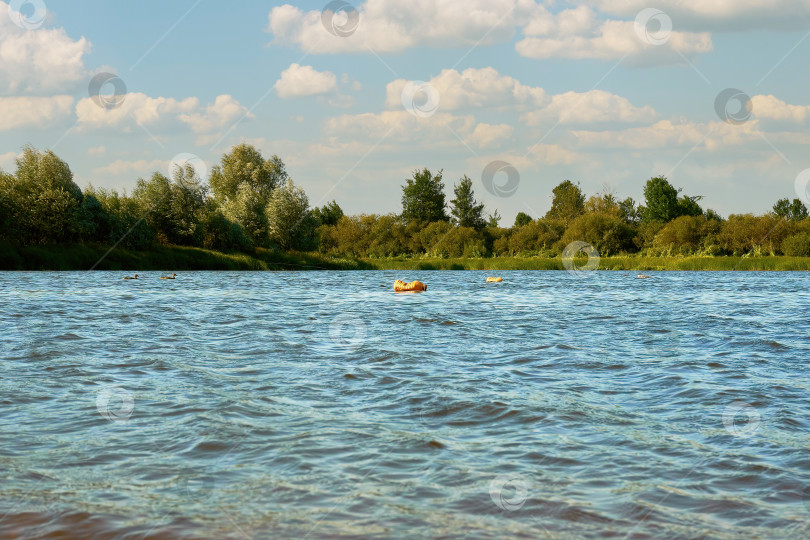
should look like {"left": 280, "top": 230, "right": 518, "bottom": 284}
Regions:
{"left": 3, "top": 243, "right": 810, "bottom": 271}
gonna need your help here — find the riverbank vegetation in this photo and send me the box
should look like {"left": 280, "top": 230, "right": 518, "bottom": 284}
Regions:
{"left": 2, "top": 144, "right": 810, "bottom": 270}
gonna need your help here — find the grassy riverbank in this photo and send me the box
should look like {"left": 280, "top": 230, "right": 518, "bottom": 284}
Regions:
{"left": 0, "top": 243, "right": 370, "bottom": 271}
{"left": 367, "top": 255, "right": 810, "bottom": 271}
{"left": 2, "top": 243, "right": 810, "bottom": 271}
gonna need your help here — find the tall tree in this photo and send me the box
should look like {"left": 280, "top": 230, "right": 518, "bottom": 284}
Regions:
{"left": 514, "top": 212, "right": 532, "bottom": 228}
{"left": 545, "top": 180, "right": 585, "bottom": 223}
{"left": 449, "top": 175, "right": 485, "bottom": 229}
{"left": 209, "top": 143, "right": 286, "bottom": 202}
{"left": 401, "top": 168, "right": 448, "bottom": 224}
{"left": 640, "top": 176, "right": 680, "bottom": 223}
{"left": 773, "top": 198, "right": 808, "bottom": 222}
{"left": 266, "top": 178, "right": 315, "bottom": 250}
{"left": 7, "top": 147, "right": 87, "bottom": 244}
{"left": 487, "top": 210, "right": 502, "bottom": 228}
{"left": 618, "top": 197, "right": 641, "bottom": 224}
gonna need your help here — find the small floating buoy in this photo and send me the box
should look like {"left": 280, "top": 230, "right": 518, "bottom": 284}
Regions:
{"left": 486, "top": 277, "right": 503, "bottom": 283}
{"left": 394, "top": 280, "right": 427, "bottom": 292}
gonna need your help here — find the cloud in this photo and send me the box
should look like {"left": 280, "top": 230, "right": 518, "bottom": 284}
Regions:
{"left": 275, "top": 63, "right": 338, "bottom": 98}
{"left": 0, "top": 95, "right": 74, "bottom": 130}
{"left": 570, "top": 118, "right": 774, "bottom": 152}
{"left": 589, "top": 0, "right": 810, "bottom": 32}
{"left": 179, "top": 94, "right": 252, "bottom": 133}
{"left": 515, "top": 7, "right": 713, "bottom": 63}
{"left": 467, "top": 123, "right": 513, "bottom": 148}
{"left": 75, "top": 93, "right": 252, "bottom": 144}
{"left": 268, "top": 0, "right": 523, "bottom": 54}
{"left": 386, "top": 67, "right": 549, "bottom": 111}
{"left": 751, "top": 94, "right": 810, "bottom": 124}
{"left": 75, "top": 92, "right": 198, "bottom": 130}
{"left": 267, "top": 1, "right": 713, "bottom": 64}
{"left": 523, "top": 89, "right": 657, "bottom": 126}
{"left": 93, "top": 159, "right": 166, "bottom": 176}
{"left": 87, "top": 146, "right": 106, "bottom": 157}
{"left": 0, "top": 2, "right": 90, "bottom": 94}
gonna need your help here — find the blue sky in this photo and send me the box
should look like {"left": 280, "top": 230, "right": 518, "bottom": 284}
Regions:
{"left": 2, "top": 0, "right": 809, "bottom": 222}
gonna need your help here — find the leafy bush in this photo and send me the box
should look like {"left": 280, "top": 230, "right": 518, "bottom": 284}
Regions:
{"left": 782, "top": 232, "right": 810, "bottom": 256}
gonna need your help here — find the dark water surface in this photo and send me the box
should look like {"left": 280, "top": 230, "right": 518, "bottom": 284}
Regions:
{"left": 1, "top": 270, "right": 809, "bottom": 539}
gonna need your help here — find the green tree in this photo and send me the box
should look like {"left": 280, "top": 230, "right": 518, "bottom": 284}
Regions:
{"left": 640, "top": 176, "right": 680, "bottom": 223}
{"left": 560, "top": 213, "right": 635, "bottom": 256}
{"left": 198, "top": 201, "right": 252, "bottom": 252}
{"left": 86, "top": 187, "right": 154, "bottom": 249}
{"left": 401, "top": 168, "right": 448, "bottom": 224}
{"left": 311, "top": 200, "right": 344, "bottom": 226}
{"left": 639, "top": 176, "right": 704, "bottom": 223}
{"left": 585, "top": 192, "right": 619, "bottom": 215}
{"left": 514, "top": 212, "right": 532, "bottom": 228}
{"left": 487, "top": 210, "right": 502, "bottom": 228}
{"left": 222, "top": 183, "right": 268, "bottom": 247}
{"left": 168, "top": 164, "right": 208, "bottom": 245}
{"left": 132, "top": 173, "right": 175, "bottom": 244}
{"left": 782, "top": 232, "right": 810, "bottom": 256}
{"left": 266, "top": 178, "right": 315, "bottom": 250}
{"left": 545, "top": 180, "right": 585, "bottom": 223}
{"left": 619, "top": 197, "right": 641, "bottom": 224}
{"left": 772, "top": 198, "right": 808, "bottom": 222}
{"left": 677, "top": 195, "right": 704, "bottom": 217}
{"left": 209, "top": 143, "right": 286, "bottom": 202}
{"left": 7, "top": 147, "right": 86, "bottom": 244}
{"left": 449, "top": 175, "right": 485, "bottom": 229}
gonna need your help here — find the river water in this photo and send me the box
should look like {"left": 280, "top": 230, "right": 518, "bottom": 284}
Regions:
{"left": 0, "top": 270, "right": 808, "bottom": 539}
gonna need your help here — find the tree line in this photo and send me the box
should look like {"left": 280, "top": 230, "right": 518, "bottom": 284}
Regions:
{"left": 2, "top": 143, "right": 810, "bottom": 259}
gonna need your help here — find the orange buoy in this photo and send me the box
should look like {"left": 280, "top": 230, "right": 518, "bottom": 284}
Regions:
{"left": 394, "top": 279, "right": 427, "bottom": 292}
{"left": 486, "top": 277, "right": 503, "bottom": 283}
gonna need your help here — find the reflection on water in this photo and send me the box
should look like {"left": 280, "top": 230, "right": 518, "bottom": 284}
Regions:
{"left": 0, "top": 270, "right": 808, "bottom": 539}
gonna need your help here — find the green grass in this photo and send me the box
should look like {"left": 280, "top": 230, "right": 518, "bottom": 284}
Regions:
{"left": 362, "top": 255, "right": 810, "bottom": 271}
{"left": 0, "top": 242, "right": 372, "bottom": 271}
{"left": 2, "top": 242, "right": 810, "bottom": 271}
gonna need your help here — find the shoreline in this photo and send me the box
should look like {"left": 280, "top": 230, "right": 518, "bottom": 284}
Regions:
{"left": 2, "top": 243, "right": 810, "bottom": 271}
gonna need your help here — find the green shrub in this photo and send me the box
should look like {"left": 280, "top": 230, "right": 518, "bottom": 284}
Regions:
{"left": 782, "top": 232, "right": 810, "bottom": 256}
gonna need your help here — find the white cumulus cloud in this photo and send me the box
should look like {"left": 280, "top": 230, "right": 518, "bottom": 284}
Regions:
{"left": 0, "top": 95, "right": 74, "bottom": 130}
{"left": 751, "top": 94, "right": 810, "bottom": 123}
{"left": 275, "top": 63, "right": 338, "bottom": 98}
{"left": 0, "top": 2, "right": 90, "bottom": 94}
{"left": 523, "top": 89, "right": 657, "bottom": 126}
{"left": 267, "top": 1, "right": 714, "bottom": 64}
{"left": 588, "top": 0, "right": 810, "bottom": 31}
{"left": 386, "top": 67, "right": 549, "bottom": 111}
